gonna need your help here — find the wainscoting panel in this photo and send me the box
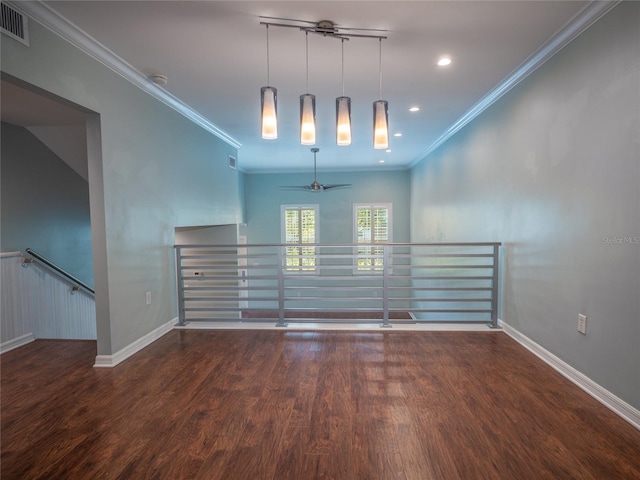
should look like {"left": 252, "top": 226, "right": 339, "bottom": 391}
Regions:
{"left": 1, "top": 253, "right": 34, "bottom": 349}
{"left": 1, "top": 252, "right": 96, "bottom": 351}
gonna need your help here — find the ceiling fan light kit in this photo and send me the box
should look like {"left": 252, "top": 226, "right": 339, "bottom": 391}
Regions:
{"left": 259, "top": 17, "right": 388, "bottom": 149}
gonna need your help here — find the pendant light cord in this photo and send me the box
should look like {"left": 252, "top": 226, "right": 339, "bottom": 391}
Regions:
{"left": 341, "top": 39, "right": 345, "bottom": 97}
{"left": 305, "top": 31, "right": 309, "bottom": 93}
{"left": 266, "top": 24, "right": 270, "bottom": 85}
{"left": 378, "top": 37, "right": 383, "bottom": 99}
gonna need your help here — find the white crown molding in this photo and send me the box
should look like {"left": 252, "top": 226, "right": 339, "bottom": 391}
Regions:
{"left": 94, "top": 318, "right": 177, "bottom": 368}
{"left": 7, "top": 1, "right": 242, "bottom": 150}
{"left": 501, "top": 321, "right": 640, "bottom": 431}
{"left": 409, "top": 0, "right": 620, "bottom": 168}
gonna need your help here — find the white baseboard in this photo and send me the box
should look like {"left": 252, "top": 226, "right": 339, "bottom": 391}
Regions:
{"left": 175, "top": 321, "right": 497, "bottom": 332}
{"left": 94, "top": 318, "right": 177, "bottom": 368}
{"left": 501, "top": 320, "right": 640, "bottom": 431}
{"left": 1, "top": 332, "right": 35, "bottom": 354}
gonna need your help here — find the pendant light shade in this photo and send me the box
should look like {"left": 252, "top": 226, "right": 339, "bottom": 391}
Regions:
{"left": 261, "top": 86, "right": 278, "bottom": 140}
{"left": 373, "top": 38, "right": 389, "bottom": 149}
{"left": 300, "top": 32, "right": 316, "bottom": 145}
{"left": 336, "top": 96, "right": 352, "bottom": 146}
{"left": 300, "top": 93, "right": 316, "bottom": 145}
{"left": 373, "top": 100, "right": 389, "bottom": 149}
{"left": 335, "top": 39, "right": 352, "bottom": 146}
{"left": 260, "top": 24, "right": 277, "bottom": 140}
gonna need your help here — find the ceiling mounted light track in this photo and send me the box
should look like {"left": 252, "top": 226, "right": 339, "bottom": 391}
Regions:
{"left": 259, "top": 17, "right": 387, "bottom": 41}
{"left": 259, "top": 16, "right": 389, "bottom": 149}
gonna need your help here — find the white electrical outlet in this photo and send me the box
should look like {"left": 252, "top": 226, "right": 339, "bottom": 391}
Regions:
{"left": 145, "top": 291, "right": 152, "bottom": 306}
{"left": 577, "top": 314, "right": 587, "bottom": 335}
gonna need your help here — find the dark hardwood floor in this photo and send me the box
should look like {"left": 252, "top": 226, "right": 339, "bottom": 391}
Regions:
{"left": 2, "top": 331, "right": 639, "bottom": 479}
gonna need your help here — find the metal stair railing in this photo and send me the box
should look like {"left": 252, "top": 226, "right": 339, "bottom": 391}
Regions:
{"left": 23, "top": 248, "right": 95, "bottom": 296}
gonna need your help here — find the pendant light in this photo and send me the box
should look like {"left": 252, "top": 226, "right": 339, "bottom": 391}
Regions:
{"left": 373, "top": 38, "right": 389, "bottom": 149}
{"left": 261, "top": 24, "right": 278, "bottom": 140}
{"left": 300, "top": 31, "right": 316, "bottom": 145}
{"left": 336, "top": 39, "right": 352, "bottom": 146}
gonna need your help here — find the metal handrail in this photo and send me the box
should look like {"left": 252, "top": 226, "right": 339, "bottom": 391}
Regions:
{"left": 25, "top": 248, "right": 95, "bottom": 296}
{"left": 175, "top": 242, "right": 501, "bottom": 329}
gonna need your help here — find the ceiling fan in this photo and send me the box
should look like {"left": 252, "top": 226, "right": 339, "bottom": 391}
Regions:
{"left": 281, "top": 148, "right": 352, "bottom": 192}
{"left": 259, "top": 16, "right": 387, "bottom": 40}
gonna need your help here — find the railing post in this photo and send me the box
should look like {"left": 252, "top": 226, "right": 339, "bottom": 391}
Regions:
{"left": 488, "top": 243, "right": 500, "bottom": 329}
{"left": 381, "top": 244, "right": 392, "bottom": 328}
{"left": 175, "top": 246, "right": 187, "bottom": 326}
{"left": 276, "top": 246, "right": 288, "bottom": 327}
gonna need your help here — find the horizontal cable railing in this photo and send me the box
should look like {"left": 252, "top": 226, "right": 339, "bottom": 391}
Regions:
{"left": 174, "top": 242, "right": 501, "bottom": 328}
{"left": 24, "top": 248, "right": 95, "bottom": 296}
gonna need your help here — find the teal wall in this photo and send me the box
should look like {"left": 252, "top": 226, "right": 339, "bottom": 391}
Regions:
{"left": 244, "top": 169, "right": 411, "bottom": 310}
{"left": 1, "top": 122, "right": 93, "bottom": 286}
{"left": 245, "top": 170, "right": 410, "bottom": 245}
{"left": 2, "top": 20, "right": 243, "bottom": 355}
{"left": 410, "top": 3, "right": 639, "bottom": 409}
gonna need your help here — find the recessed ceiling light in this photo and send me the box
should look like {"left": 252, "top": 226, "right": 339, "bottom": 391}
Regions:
{"left": 437, "top": 56, "right": 452, "bottom": 67}
{"left": 394, "top": 132, "right": 402, "bottom": 137}
{"left": 386, "top": 149, "right": 391, "bottom": 153}
{"left": 409, "top": 106, "right": 420, "bottom": 112}
{"left": 379, "top": 160, "right": 385, "bottom": 164}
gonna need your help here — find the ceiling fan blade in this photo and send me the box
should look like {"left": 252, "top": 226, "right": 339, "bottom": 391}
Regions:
{"left": 320, "top": 184, "right": 352, "bottom": 190}
{"left": 280, "top": 185, "right": 313, "bottom": 190}
{"left": 280, "top": 148, "right": 352, "bottom": 192}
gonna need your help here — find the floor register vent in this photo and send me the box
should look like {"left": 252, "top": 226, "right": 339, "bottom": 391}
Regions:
{"left": 1, "top": 2, "right": 29, "bottom": 46}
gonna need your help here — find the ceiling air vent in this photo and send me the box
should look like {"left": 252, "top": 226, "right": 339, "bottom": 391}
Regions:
{"left": 229, "top": 155, "right": 237, "bottom": 170}
{"left": 1, "top": 2, "right": 29, "bottom": 46}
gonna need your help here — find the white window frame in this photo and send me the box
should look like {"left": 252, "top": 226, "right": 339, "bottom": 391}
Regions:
{"left": 353, "top": 203, "right": 392, "bottom": 273}
{"left": 281, "top": 204, "right": 319, "bottom": 273}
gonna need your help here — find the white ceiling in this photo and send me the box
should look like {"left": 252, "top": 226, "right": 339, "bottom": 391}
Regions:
{"left": 40, "top": 1, "right": 590, "bottom": 172}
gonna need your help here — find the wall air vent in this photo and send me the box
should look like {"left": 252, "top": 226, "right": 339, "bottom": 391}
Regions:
{"left": 1, "top": 2, "right": 29, "bottom": 46}
{"left": 229, "top": 155, "right": 237, "bottom": 170}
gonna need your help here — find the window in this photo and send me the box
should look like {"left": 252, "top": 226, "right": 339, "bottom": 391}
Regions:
{"left": 354, "top": 203, "right": 392, "bottom": 271}
{"left": 281, "top": 205, "right": 318, "bottom": 272}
